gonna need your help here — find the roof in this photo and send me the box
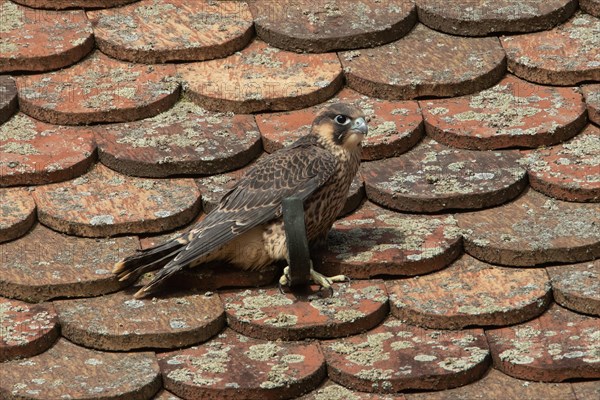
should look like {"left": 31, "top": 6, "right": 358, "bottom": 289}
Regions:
{"left": 0, "top": 0, "right": 599, "bottom": 399}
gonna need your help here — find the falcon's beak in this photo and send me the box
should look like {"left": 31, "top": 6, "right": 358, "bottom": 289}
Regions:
{"left": 352, "top": 117, "right": 368, "bottom": 135}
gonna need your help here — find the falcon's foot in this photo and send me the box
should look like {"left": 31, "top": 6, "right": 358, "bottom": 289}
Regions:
{"left": 278, "top": 261, "right": 348, "bottom": 294}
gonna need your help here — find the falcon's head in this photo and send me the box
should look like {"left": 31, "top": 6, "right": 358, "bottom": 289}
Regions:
{"left": 311, "top": 103, "right": 368, "bottom": 150}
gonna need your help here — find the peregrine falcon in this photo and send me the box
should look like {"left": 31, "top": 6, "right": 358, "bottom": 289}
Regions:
{"left": 113, "top": 103, "right": 368, "bottom": 298}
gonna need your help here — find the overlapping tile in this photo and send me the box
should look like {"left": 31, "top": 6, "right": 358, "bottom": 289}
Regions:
{"left": 582, "top": 84, "right": 600, "bottom": 125}
{"left": 256, "top": 88, "right": 423, "bottom": 161}
{"left": 0, "top": 188, "right": 35, "bottom": 243}
{"left": 486, "top": 304, "right": 600, "bottom": 382}
{"left": 300, "top": 380, "right": 405, "bottom": 400}
{"left": 88, "top": 0, "right": 254, "bottom": 63}
{"left": 95, "top": 99, "right": 261, "bottom": 177}
{"left": 420, "top": 75, "right": 587, "bottom": 150}
{"left": 12, "top": 0, "right": 139, "bottom": 9}
{"left": 457, "top": 188, "right": 600, "bottom": 266}
{"left": 501, "top": 12, "right": 600, "bottom": 85}
{"left": 159, "top": 329, "right": 326, "bottom": 399}
{"left": 362, "top": 139, "right": 527, "bottom": 212}
{"left": 322, "top": 317, "right": 490, "bottom": 393}
{"left": 249, "top": 0, "right": 416, "bottom": 53}
{"left": 0, "top": 75, "right": 18, "bottom": 124}
{"left": 415, "top": 0, "right": 577, "bottom": 36}
{"left": 387, "top": 254, "right": 551, "bottom": 330}
{"left": 32, "top": 164, "right": 201, "bottom": 237}
{"left": 548, "top": 259, "right": 600, "bottom": 316}
{"left": 16, "top": 51, "right": 180, "bottom": 125}
{"left": 523, "top": 124, "right": 600, "bottom": 202}
{"left": 340, "top": 24, "right": 506, "bottom": 100}
{"left": 178, "top": 40, "right": 343, "bottom": 113}
{"left": 0, "top": 339, "right": 161, "bottom": 400}
{"left": 0, "top": 298, "right": 59, "bottom": 362}
{"left": 0, "top": 0, "right": 93, "bottom": 73}
{"left": 581, "top": 0, "right": 600, "bottom": 17}
{"left": 1, "top": 113, "right": 96, "bottom": 186}
{"left": 316, "top": 201, "right": 462, "bottom": 279}
{"left": 222, "top": 281, "right": 388, "bottom": 341}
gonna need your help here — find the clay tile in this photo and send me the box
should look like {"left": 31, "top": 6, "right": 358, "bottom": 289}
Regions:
{"left": 0, "top": 76, "right": 18, "bottom": 124}
{"left": 547, "top": 259, "right": 600, "bottom": 316}
{"left": 582, "top": 84, "right": 600, "bottom": 125}
{"left": 580, "top": 0, "right": 600, "bottom": 16}
{"left": 12, "top": 0, "right": 139, "bottom": 9}
{"left": 0, "top": 187, "right": 36, "bottom": 243}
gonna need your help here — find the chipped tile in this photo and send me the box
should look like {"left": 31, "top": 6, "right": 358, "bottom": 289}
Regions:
{"left": 250, "top": 0, "right": 416, "bottom": 52}
{"left": 362, "top": 139, "right": 527, "bottom": 212}
{"left": 0, "top": 339, "right": 161, "bottom": 399}
{"left": 16, "top": 51, "right": 180, "bottom": 125}
{"left": 300, "top": 380, "right": 405, "bottom": 400}
{"left": 178, "top": 40, "right": 343, "bottom": 113}
{"left": 501, "top": 12, "right": 600, "bottom": 85}
{"left": 582, "top": 84, "right": 600, "bottom": 126}
{"left": 457, "top": 188, "right": 600, "bottom": 266}
{"left": 0, "top": 0, "right": 93, "bottom": 73}
{"left": 387, "top": 254, "right": 551, "bottom": 330}
{"left": 159, "top": 329, "right": 326, "bottom": 399}
{"left": 32, "top": 163, "right": 201, "bottom": 237}
{"left": 12, "top": 0, "right": 139, "bottom": 9}
{"left": 0, "top": 297, "right": 59, "bottom": 362}
{"left": 581, "top": 0, "right": 600, "bottom": 17}
{"left": 340, "top": 24, "right": 506, "bottom": 100}
{"left": 95, "top": 98, "right": 261, "bottom": 177}
{"left": 0, "top": 188, "right": 35, "bottom": 243}
{"left": 486, "top": 303, "right": 600, "bottom": 382}
{"left": 0, "top": 75, "right": 18, "bottom": 124}
{"left": 548, "top": 259, "right": 600, "bottom": 316}
{"left": 420, "top": 75, "right": 587, "bottom": 150}
{"left": 316, "top": 202, "right": 462, "bottom": 279}
{"left": 322, "top": 317, "right": 490, "bottom": 392}
{"left": 88, "top": 0, "right": 254, "bottom": 63}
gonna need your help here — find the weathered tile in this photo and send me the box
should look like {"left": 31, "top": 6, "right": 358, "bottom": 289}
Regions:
{"left": 12, "top": 0, "right": 139, "bottom": 9}
{"left": 250, "top": 0, "right": 416, "bottom": 52}
{"left": 548, "top": 259, "right": 600, "bottom": 316}
{"left": 0, "top": 223, "right": 136, "bottom": 302}
{"left": 0, "top": 0, "right": 93, "bottom": 73}
{"left": 322, "top": 317, "right": 490, "bottom": 393}
{"left": 457, "top": 188, "right": 600, "bottom": 266}
{"left": 420, "top": 75, "right": 587, "bottom": 150}
{"left": 0, "top": 188, "right": 35, "bottom": 243}
{"left": 501, "top": 13, "right": 600, "bottom": 85}
{"left": 486, "top": 304, "right": 600, "bottom": 382}
{"left": 256, "top": 88, "right": 423, "bottom": 161}
{"left": 153, "top": 390, "right": 183, "bottom": 400}
{"left": 222, "top": 281, "right": 389, "bottom": 341}
{"left": 572, "top": 380, "right": 600, "bottom": 400}
{"left": 581, "top": 0, "right": 600, "bottom": 17}
{"left": 159, "top": 329, "right": 326, "bottom": 399}
{"left": 1, "top": 113, "right": 96, "bottom": 187}
{"left": 415, "top": 0, "right": 577, "bottom": 36}
{"left": 0, "top": 339, "right": 161, "bottom": 399}
{"left": 582, "top": 84, "right": 600, "bottom": 126}
{"left": 316, "top": 202, "right": 462, "bottom": 279}
{"left": 523, "top": 124, "right": 600, "bottom": 202}
{"left": 339, "top": 24, "right": 506, "bottom": 100}
{"left": 387, "top": 254, "right": 551, "bottom": 330}
{"left": 362, "top": 139, "right": 527, "bottom": 212}
{"left": 0, "top": 297, "right": 59, "bottom": 362}
{"left": 300, "top": 380, "right": 405, "bottom": 400}
{"left": 16, "top": 51, "right": 180, "bottom": 125}
{"left": 0, "top": 75, "right": 18, "bottom": 124}
{"left": 88, "top": 0, "right": 254, "bottom": 63}
{"left": 32, "top": 163, "right": 201, "bottom": 237}
{"left": 95, "top": 99, "right": 261, "bottom": 177}
{"left": 178, "top": 40, "right": 343, "bottom": 113}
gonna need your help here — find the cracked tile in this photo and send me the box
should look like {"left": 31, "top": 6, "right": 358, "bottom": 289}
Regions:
{"left": 548, "top": 259, "right": 600, "bottom": 316}
{"left": 0, "top": 188, "right": 35, "bottom": 243}
{"left": 582, "top": 84, "right": 600, "bottom": 126}
{"left": 0, "top": 75, "right": 18, "bottom": 124}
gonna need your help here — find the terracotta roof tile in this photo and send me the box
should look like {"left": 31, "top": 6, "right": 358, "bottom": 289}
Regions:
{"left": 571, "top": 380, "right": 600, "bottom": 400}
{"left": 582, "top": 84, "right": 600, "bottom": 125}
{"left": 0, "top": 75, "right": 18, "bottom": 124}
{"left": 153, "top": 390, "right": 183, "bottom": 400}
{"left": 581, "top": 0, "right": 600, "bottom": 16}
{"left": 11, "top": 0, "right": 139, "bottom": 9}
{"left": 0, "top": 187, "right": 35, "bottom": 243}
{"left": 300, "top": 380, "right": 405, "bottom": 400}
{"left": 548, "top": 259, "right": 600, "bottom": 316}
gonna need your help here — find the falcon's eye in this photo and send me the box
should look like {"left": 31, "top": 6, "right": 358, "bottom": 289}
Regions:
{"left": 334, "top": 115, "right": 350, "bottom": 125}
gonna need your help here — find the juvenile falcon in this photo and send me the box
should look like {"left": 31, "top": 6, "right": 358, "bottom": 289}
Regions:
{"left": 114, "top": 103, "right": 368, "bottom": 298}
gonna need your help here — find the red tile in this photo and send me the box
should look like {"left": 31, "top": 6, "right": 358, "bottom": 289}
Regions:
{"left": 1, "top": 113, "right": 96, "bottom": 186}
{"left": 572, "top": 380, "right": 600, "bottom": 400}
{"left": 0, "top": 339, "right": 161, "bottom": 399}
{"left": 339, "top": 24, "right": 506, "bottom": 100}
{"left": 548, "top": 259, "right": 600, "bottom": 316}
{"left": 0, "top": 297, "right": 59, "bottom": 362}
{"left": 387, "top": 254, "right": 551, "bottom": 330}
{"left": 12, "top": 0, "right": 139, "bottom": 9}
{"left": 415, "top": 0, "right": 577, "bottom": 36}
{"left": 0, "top": 188, "right": 35, "bottom": 243}
{"left": 300, "top": 380, "right": 406, "bottom": 400}
{"left": 250, "top": 0, "right": 416, "bottom": 52}
{"left": 581, "top": 0, "right": 600, "bottom": 17}
{"left": 316, "top": 202, "right": 462, "bottom": 279}
{"left": 178, "top": 40, "right": 343, "bottom": 113}
{"left": 322, "top": 317, "right": 490, "bottom": 393}
{"left": 582, "top": 84, "right": 600, "bottom": 126}
{"left": 0, "top": 223, "right": 136, "bottom": 302}
{"left": 32, "top": 163, "right": 201, "bottom": 237}
{"left": 222, "top": 281, "right": 389, "bottom": 341}
{"left": 0, "top": 75, "right": 18, "bottom": 124}
{"left": 524, "top": 124, "right": 600, "bottom": 202}
{"left": 0, "top": 0, "right": 93, "bottom": 73}
{"left": 88, "top": 0, "right": 254, "bottom": 63}
{"left": 362, "top": 139, "right": 527, "bottom": 212}
{"left": 153, "top": 390, "right": 182, "bottom": 400}
{"left": 486, "top": 304, "right": 600, "bottom": 382}
{"left": 501, "top": 13, "right": 600, "bottom": 85}
{"left": 95, "top": 99, "right": 261, "bottom": 177}
{"left": 16, "top": 51, "right": 180, "bottom": 125}
{"left": 457, "top": 188, "right": 600, "bottom": 266}
{"left": 420, "top": 75, "right": 587, "bottom": 150}
{"left": 159, "top": 329, "right": 326, "bottom": 399}
{"left": 256, "top": 88, "right": 423, "bottom": 161}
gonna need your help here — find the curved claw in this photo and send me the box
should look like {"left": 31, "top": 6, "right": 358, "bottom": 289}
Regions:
{"left": 278, "top": 266, "right": 291, "bottom": 294}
